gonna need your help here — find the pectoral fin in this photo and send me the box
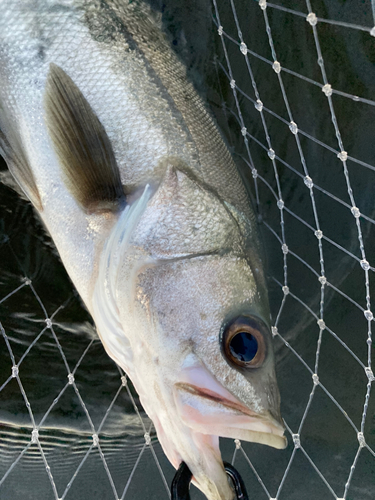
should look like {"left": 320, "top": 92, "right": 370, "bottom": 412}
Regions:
{"left": 44, "top": 63, "right": 125, "bottom": 213}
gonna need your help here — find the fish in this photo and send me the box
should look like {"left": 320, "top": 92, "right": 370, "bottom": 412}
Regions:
{"left": 0, "top": 1, "right": 286, "bottom": 499}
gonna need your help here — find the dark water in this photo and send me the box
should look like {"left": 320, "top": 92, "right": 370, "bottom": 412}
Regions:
{"left": 1, "top": 1, "right": 375, "bottom": 499}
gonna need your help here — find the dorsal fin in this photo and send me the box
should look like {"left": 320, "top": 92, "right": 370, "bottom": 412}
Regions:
{"left": 44, "top": 63, "right": 125, "bottom": 213}
{"left": 0, "top": 107, "right": 42, "bottom": 211}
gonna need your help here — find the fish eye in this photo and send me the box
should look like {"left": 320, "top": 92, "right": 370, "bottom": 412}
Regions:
{"left": 221, "top": 316, "right": 267, "bottom": 368}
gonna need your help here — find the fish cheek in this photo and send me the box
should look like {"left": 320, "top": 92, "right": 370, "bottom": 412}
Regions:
{"left": 135, "top": 261, "right": 227, "bottom": 388}
{"left": 135, "top": 264, "right": 197, "bottom": 355}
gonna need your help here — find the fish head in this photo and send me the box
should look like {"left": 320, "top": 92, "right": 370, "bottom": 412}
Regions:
{"left": 99, "top": 163, "right": 286, "bottom": 500}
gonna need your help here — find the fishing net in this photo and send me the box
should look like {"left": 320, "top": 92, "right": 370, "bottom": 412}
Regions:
{"left": 0, "top": 1, "right": 374, "bottom": 499}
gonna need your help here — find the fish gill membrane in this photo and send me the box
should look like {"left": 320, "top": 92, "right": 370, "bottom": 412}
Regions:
{"left": 0, "top": 1, "right": 286, "bottom": 499}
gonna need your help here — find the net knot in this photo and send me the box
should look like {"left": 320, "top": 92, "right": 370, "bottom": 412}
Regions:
{"left": 317, "top": 319, "right": 326, "bottom": 330}
{"left": 292, "top": 434, "right": 301, "bottom": 448}
{"left": 306, "top": 13, "right": 318, "bottom": 26}
{"left": 217, "top": 25, "right": 223, "bottom": 36}
{"left": 360, "top": 260, "right": 370, "bottom": 271}
{"left": 365, "top": 367, "right": 375, "bottom": 382}
{"left": 312, "top": 374, "right": 319, "bottom": 385}
{"left": 11, "top": 365, "right": 19, "bottom": 378}
{"left": 241, "top": 127, "right": 247, "bottom": 137}
{"left": 281, "top": 244, "right": 289, "bottom": 255}
{"left": 240, "top": 42, "right": 247, "bottom": 55}
{"left": 319, "top": 276, "right": 327, "bottom": 285}
{"left": 289, "top": 121, "right": 298, "bottom": 134}
{"left": 271, "top": 326, "right": 278, "bottom": 337}
{"left": 251, "top": 169, "right": 258, "bottom": 179}
{"left": 304, "top": 176, "right": 313, "bottom": 189}
{"left": 67, "top": 373, "right": 75, "bottom": 385}
{"left": 350, "top": 206, "right": 361, "bottom": 218}
{"left": 314, "top": 230, "right": 323, "bottom": 240}
{"left": 230, "top": 79, "right": 236, "bottom": 89}
{"left": 282, "top": 286, "right": 289, "bottom": 295}
{"left": 121, "top": 375, "right": 127, "bottom": 386}
{"left": 31, "top": 429, "right": 39, "bottom": 444}
{"left": 272, "top": 61, "right": 281, "bottom": 74}
{"left": 258, "top": 0, "right": 267, "bottom": 10}
{"left": 364, "top": 310, "right": 373, "bottom": 321}
{"left": 234, "top": 439, "right": 241, "bottom": 449}
{"left": 92, "top": 433, "right": 99, "bottom": 446}
{"left": 322, "top": 84, "right": 332, "bottom": 97}
{"left": 144, "top": 432, "right": 151, "bottom": 445}
{"left": 337, "top": 151, "right": 348, "bottom": 162}
{"left": 277, "top": 199, "right": 284, "bottom": 210}
{"left": 357, "top": 432, "right": 366, "bottom": 448}
{"left": 268, "top": 148, "right": 275, "bottom": 160}
{"left": 255, "top": 99, "right": 263, "bottom": 111}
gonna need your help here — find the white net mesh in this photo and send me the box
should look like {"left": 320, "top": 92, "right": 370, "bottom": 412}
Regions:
{"left": 0, "top": 0, "right": 374, "bottom": 499}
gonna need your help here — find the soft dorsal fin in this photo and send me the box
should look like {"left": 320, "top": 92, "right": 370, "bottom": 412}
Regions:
{"left": 44, "top": 63, "right": 125, "bottom": 213}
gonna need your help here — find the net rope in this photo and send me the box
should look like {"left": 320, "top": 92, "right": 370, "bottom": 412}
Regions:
{"left": 0, "top": 1, "right": 374, "bottom": 499}
{"left": 211, "top": 0, "right": 374, "bottom": 498}
{"left": 0, "top": 279, "right": 170, "bottom": 500}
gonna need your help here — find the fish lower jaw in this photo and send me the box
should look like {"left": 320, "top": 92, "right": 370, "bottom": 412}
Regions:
{"left": 186, "top": 411, "right": 287, "bottom": 450}
{"left": 152, "top": 419, "right": 234, "bottom": 500}
{"left": 198, "top": 408, "right": 287, "bottom": 449}
{"left": 208, "top": 425, "right": 287, "bottom": 450}
{"left": 171, "top": 396, "right": 286, "bottom": 498}
{"left": 188, "top": 425, "right": 286, "bottom": 499}
{"left": 189, "top": 433, "right": 236, "bottom": 500}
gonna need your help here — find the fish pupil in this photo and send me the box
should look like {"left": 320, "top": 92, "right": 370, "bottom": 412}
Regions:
{"left": 229, "top": 332, "right": 258, "bottom": 362}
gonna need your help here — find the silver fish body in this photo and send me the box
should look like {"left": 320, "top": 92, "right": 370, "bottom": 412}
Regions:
{"left": 0, "top": 1, "right": 286, "bottom": 499}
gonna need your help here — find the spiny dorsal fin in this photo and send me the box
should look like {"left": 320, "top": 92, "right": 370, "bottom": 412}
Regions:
{"left": 0, "top": 106, "right": 42, "bottom": 211}
{"left": 44, "top": 63, "right": 125, "bottom": 213}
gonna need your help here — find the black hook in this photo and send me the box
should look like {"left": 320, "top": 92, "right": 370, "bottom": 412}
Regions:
{"left": 171, "top": 462, "right": 192, "bottom": 500}
{"left": 171, "top": 461, "right": 249, "bottom": 500}
{"left": 223, "top": 462, "right": 249, "bottom": 500}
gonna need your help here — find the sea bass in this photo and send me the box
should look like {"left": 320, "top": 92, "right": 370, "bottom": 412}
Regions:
{"left": 0, "top": 1, "right": 286, "bottom": 498}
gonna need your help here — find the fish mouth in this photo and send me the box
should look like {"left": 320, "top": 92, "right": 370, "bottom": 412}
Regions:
{"left": 155, "top": 364, "right": 287, "bottom": 499}
{"left": 174, "top": 367, "right": 287, "bottom": 451}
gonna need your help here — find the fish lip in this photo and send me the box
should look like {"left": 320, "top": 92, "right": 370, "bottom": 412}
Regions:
{"left": 175, "top": 381, "right": 286, "bottom": 437}
{"left": 176, "top": 382, "right": 258, "bottom": 416}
